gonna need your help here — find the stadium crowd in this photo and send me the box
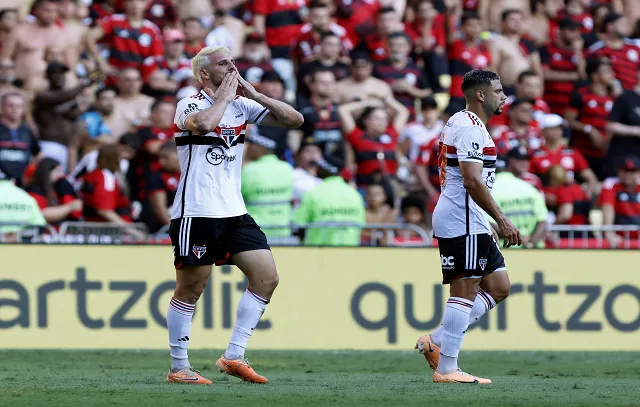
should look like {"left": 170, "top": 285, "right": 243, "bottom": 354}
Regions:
{"left": 0, "top": 0, "right": 639, "bottom": 247}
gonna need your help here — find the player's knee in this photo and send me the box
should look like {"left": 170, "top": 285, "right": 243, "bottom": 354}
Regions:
{"left": 175, "top": 280, "right": 208, "bottom": 303}
{"left": 263, "top": 272, "right": 279, "bottom": 292}
{"left": 492, "top": 279, "right": 511, "bottom": 302}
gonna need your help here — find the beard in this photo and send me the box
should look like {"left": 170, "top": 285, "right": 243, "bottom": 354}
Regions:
{"left": 494, "top": 105, "right": 503, "bottom": 115}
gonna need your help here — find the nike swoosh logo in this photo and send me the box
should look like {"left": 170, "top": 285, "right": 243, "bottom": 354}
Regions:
{"left": 454, "top": 379, "right": 479, "bottom": 383}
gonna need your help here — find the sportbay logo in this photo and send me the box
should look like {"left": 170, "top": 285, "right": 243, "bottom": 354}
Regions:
{"left": 206, "top": 146, "right": 236, "bottom": 166}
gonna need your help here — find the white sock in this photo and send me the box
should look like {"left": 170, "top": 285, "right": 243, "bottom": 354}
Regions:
{"left": 224, "top": 289, "right": 269, "bottom": 360}
{"left": 431, "top": 289, "right": 496, "bottom": 347}
{"left": 167, "top": 297, "right": 195, "bottom": 370}
{"left": 437, "top": 297, "right": 473, "bottom": 374}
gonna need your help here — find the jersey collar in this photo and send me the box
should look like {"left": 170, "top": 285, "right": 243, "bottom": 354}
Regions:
{"left": 200, "top": 89, "right": 214, "bottom": 104}
{"left": 462, "top": 109, "right": 487, "bottom": 129}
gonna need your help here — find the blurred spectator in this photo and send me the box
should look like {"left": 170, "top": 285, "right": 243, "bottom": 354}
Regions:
{"left": 338, "top": 97, "right": 409, "bottom": 188}
{"left": 141, "top": 28, "right": 193, "bottom": 98}
{"left": 582, "top": 3, "right": 613, "bottom": 48}
{"left": 70, "top": 132, "right": 135, "bottom": 183}
{"left": 363, "top": 182, "right": 397, "bottom": 245}
{"left": 87, "top": 0, "right": 163, "bottom": 78}
{"left": 296, "top": 68, "right": 344, "bottom": 163}
{"left": 292, "top": 1, "right": 352, "bottom": 65}
{"left": 492, "top": 98, "right": 543, "bottom": 156}
{"left": 25, "top": 157, "right": 82, "bottom": 224}
{"left": 104, "top": 68, "right": 154, "bottom": 140}
{"left": 489, "top": 9, "right": 543, "bottom": 94}
{"left": 544, "top": 164, "right": 591, "bottom": 228}
{"left": 400, "top": 96, "right": 443, "bottom": 162}
{"left": 0, "top": 60, "right": 23, "bottom": 107}
{"left": 506, "top": 147, "right": 543, "bottom": 192}
{"left": 250, "top": 70, "right": 291, "bottom": 160}
{"left": 491, "top": 154, "right": 548, "bottom": 248}
{"left": 80, "top": 88, "right": 116, "bottom": 142}
{"left": 336, "top": 51, "right": 393, "bottom": 104}
{"left": 540, "top": 18, "right": 586, "bottom": 116}
{"left": 335, "top": 0, "right": 380, "bottom": 46}
{"left": 445, "top": 12, "right": 492, "bottom": 115}
{"left": 528, "top": 0, "right": 563, "bottom": 47}
{"left": 605, "top": 69, "right": 640, "bottom": 179}
{"left": 253, "top": 0, "right": 304, "bottom": 93}
{"left": 490, "top": 70, "right": 549, "bottom": 128}
{"left": 599, "top": 156, "right": 640, "bottom": 246}
{"left": 565, "top": 59, "right": 621, "bottom": 177}
{"left": 139, "top": 140, "right": 180, "bottom": 233}
{"left": 374, "top": 32, "right": 432, "bottom": 120}
{"left": 555, "top": 0, "right": 595, "bottom": 36}
{"left": 294, "top": 156, "right": 366, "bottom": 246}
{"left": 0, "top": 170, "right": 46, "bottom": 235}
{"left": 1, "top": 0, "right": 67, "bottom": 91}
{"left": 33, "top": 62, "right": 97, "bottom": 172}
{"left": 235, "top": 33, "right": 273, "bottom": 86}
{"left": 361, "top": 6, "right": 416, "bottom": 62}
{"left": 531, "top": 114, "right": 599, "bottom": 196}
{"left": 58, "top": 0, "right": 87, "bottom": 85}
{"left": 586, "top": 13, "right": 640, "bottom": 90}
{"left": 205, "top": 0, "right": 246, "bottom": 58}
{"left": 0, "top": 9, "right": 19, "bottom": 53}
{"left": 242, "top": 132, "right": 294, "bottom": 237}
{"left": 411, "top": 0, "right": 447, "bottom": 84}
{"left": 144, "top": 0, "right": 178, "bottom": 30}
{"left": 395, "top": 195, "right": 428, "bottom": 245}
{"left": 182, "top": 17, "right": 207, "bottom": 59}
{"left": 481, "top": 0, "right": 530, "bottom": 32}
{"left": 298, "top": 32, "right": 350, "bottom": 98}
{"left": 413, "top": 132, "right": 441, "bottom": 211}
{"left": 292, "top": 142, "right": 322, "bottom": 205}
{"left": 0, "top": 92, "right": 40, "bottom": 184}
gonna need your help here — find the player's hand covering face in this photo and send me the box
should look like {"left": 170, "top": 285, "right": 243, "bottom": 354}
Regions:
{"left": 237, "top": 75, "right": 260, "bottom": 100}
{"left": 208, "top": 71, "right": 239, "bottom": 102}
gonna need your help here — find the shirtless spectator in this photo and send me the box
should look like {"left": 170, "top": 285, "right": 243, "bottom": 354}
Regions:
{"left": 298, "top": 32, "right": 350, "bottom": 99}
{"left": 0, "top": 92, "right": 40, "bottom": 184}
{"left": 292, "top": 1, "right": 352, "bottom": 66}
{"left": 34, "top": 62, "right": 98, "bottom": 172}
{"left": 1, "top": 0, "right": 67, "bottom": 91}
{"left": 336, "top": 51, "right": 394, "bottom": 104}
{"left": 480, "top": 0, "right": 530, "bottom": 32}
{"left": 527, "top": 0, "right": 563, "bottom": 47}
{"left": 104, "top": 68, "right": 154, "bottom": 140}
{"left": 206, "top": 0, "right": 246, "bottom": 58}
{"left": 489, "top": 9, "right": 543, "bottom": 94}
{"left": 182, "top": 17, "right": 206, "bottom": 59}
{"left": 363, "top": 182, "right": 397, "bottom": 245}
{"left": 0, "top": 9, "right": 18, "bottom": 55}
{"left": 58, "top": 0, "right": 87, "bottom": 85}
{"left": 86, "top": 0, "right": 163, "bottom": 79}
{"left": 141, "top": 29, "right": 192, "bottom": 99}
{"left": 234, "top": 33, "right": 273, "bottom": 86}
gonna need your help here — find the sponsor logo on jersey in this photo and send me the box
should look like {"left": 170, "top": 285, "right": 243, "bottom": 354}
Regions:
{"left": 192, "top": 244, "right": 207, "bottom": 259}
{"left": 467, "top": 150, "right": 483, "bottom": 159}
{"left": 183, "top": 103, "right": 200, "bottom": 115}
{"left": 441, "top": 255, "right": 455, "bottom": 270}
{"left": 206, "top": 146, "right": 236, "bottom": 166}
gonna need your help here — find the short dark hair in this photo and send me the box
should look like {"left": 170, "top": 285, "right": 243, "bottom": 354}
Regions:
{"left": 151, "top": 98, "right": 171, "bottom": 112}
{"left": 400, "top": 195, "right": 424, "bottom": 213}
{"left": 308, "top": 0, "right": 328, "bottom": 10}
{"left": 387, "top": 31, "right": 411, "bottom": 44}
{"left": 310, "top": 67, "right": 336, "bottom": 82}
{"left": 586, "top": 57, "right": 610, "bottom": 78}
{"left": 95, "top": 87, "right": 115, "bottom": 99}
{"left": 510, "top": 98, "right": 532, "bottom": 110}
{"left": 379, "top": 6, "right": 396, "bottom": 15}
{"left": 461, "top": 69, "right": 500, "bottom": 93}
{"left": 501, "top": 8, "right": 522, "bottom": 22}
{"left": 182, "top": 16, "right": 203, "bottom": 26}
{"left": 461, "top": 12, "right": 480, "bottom": 25}
{"left": 357, "top": 106, "right": 386, "bottom": 129}
{"left": 517, "top": 70, "right": 538, "bottom": 83}
{"left": 319, "top": 30, "right": 339, "bottom": 42}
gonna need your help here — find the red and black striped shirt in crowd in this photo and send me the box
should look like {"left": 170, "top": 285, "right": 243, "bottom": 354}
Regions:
{"left": 27, "top": 178, "right": 82, "bottom": 222}
{"left": 253, "top": 0, "right": 304, "bottom": 59}
{"left": 100, "top": 14, "right": 163, "bottom": 72}
{"left": 234, "top": 58, "right": 274, "bottom": 84}
{"left": 566, "top": 86, "right": 615, "bottom": 158}
{"left": 347, "top": 126, "right": 399, "bottom": 186}
{"left": 414, "top": 135, "right": 440, "bottom": 191}
{"left": 143, "top": 0, "right": 179, "bottom": 30}
{"left": 299, "top": 100, "right": 345, "bottom": 161}
{"left": 140, "top": 55, "right": 192, "bottom": 97}
{"left": 491, "top": 124, "right": 543, "bottom": 157}
{"left": 587, "top": 40, "right": 640, "bottom": 90}
{"left": 550, "top": 11, "right": 594, "bottom": 37}
{"left": 128, "top": 126, "right": 173, "bottom": 203}
{"left": 540, "top": 42, "right": 580, "bottom": 115}
{"left": 361, "top": 24, "right": 420, "bottom": 62}
{"left": 139, "top": 169, "right": 180, "bottom": 233}
{"left": 490, "top": 97, "right": 549, "bottom": 128}
{"left": 529, "top": 145, "right": 590, "bottom": 179}
{"left": 547, "top": 182, "right": 591, "bottom": 225}
{"left": 374, "top": 59, "right": 430, "bottom": 120}
{"left": 335, "top": 0, "right": 380, "bottom": 46}
{"left": 447, "top": 39, "right": 491, "bottom": 99}
{"left": 291, "top": 23, "right": 353, "bottom": 64}
{"left": 599, "top": 179, "right": 640, "bottom": 237}
{"left": 81, "top": 168, "right": 132, "bottom": 223}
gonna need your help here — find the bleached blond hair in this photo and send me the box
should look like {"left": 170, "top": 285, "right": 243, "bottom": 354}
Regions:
{"left": 191, "top": 46, "right": 231, "bottom": 83}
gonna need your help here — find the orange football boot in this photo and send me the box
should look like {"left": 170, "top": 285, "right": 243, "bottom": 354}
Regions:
{"left": 415, "top": 334, "right": 440, "bottom": 370}
{"left": 433, "top": 369, "right": 492, "bottom": 384}
{"left": 166, "top": 367, "right": 212, "bottom": 384}
{"left": 216, "top": 355, "right": 269, "bottom": 384}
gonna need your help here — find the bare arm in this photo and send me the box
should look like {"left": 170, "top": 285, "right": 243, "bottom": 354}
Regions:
{"left": 238, "top": 75, "right": 303, "bottom": 128}
{"left": 601, "top": 203, "right": 622, "bottom": 244}
{"left": 554, "top": 203, "right": 573, "bottom": 224}
{"left": 253, "top": 14, "right": 266, "bottom": 36}
{"left": 487, "top": 39, "right": 502, "bottom": 73}
{"left": 460, "top": 161, "right": 522, "bottom": 246}
{"left": 529, "top": 52, "right": 544, "bottom": 78}
{"left": 35, "top": 81, "right": 91, "bottom": 107}
{"left": 41, "top": 201, "right": 82, "bottom": 223}
{"left": 414, "top": 165, "right": 439, "bottom": 199}
{"left": 606, "top": 122, "right": 640, "bottom": 137}
{"left": 0, "top": 28, "right": 18, "bottom": 61}
{"left": 149, "top": 191, "right": 170, "bottom": 226}
{"left": 184, "top": 72, "right": 238, "bottom": 134}
{"left": 337, "top": 99, "right": 376, "bottom": 134}
{"left": 580, "top": 168, "right": 599, "bottom": 196}
{"left": 528, "top": 221, "right": 547, "bottom": 247}
{"left": 148, "top": 71, "right": 178, "bottom": 92}
{"left": 383, "top": 97, "right": 409, "bottom": 134}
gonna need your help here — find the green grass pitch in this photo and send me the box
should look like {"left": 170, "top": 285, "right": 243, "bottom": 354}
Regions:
{"left": 1, "top": 350, "right": 639, "bottom": 406}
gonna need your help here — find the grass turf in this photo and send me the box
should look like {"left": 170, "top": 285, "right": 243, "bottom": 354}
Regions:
{"left": 0, "top": 350, "right": 639, "bottom": 406}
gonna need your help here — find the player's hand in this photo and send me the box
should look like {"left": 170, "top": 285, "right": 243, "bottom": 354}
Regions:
{"left": 237, "top": 73, "right": 261, "bottom": 100}
{"left": 68, "top": 199, "right": 83, "bottom": 212}
{"left": 498, "top": 216, "right": 522, "bottom": 248}
{"left": 212, "top": 71, "right": 239, "bottom": 102}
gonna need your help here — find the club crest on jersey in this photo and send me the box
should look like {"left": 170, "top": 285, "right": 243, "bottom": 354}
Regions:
{"left": 479, "top": 258, "right": 487, "bottom": 271}
{"left": 192, "top": 244, "right": 207, "bottom": 259}
{"left": 220, "top": 128, "right": 236, "bottom": 146}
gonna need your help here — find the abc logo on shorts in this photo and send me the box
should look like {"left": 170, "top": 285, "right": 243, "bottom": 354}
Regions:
{"left": 206, "top": 146, "right": 235, "bottom": 166}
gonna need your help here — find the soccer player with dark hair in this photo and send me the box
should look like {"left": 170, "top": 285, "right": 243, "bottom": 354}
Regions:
{"left": 415, "top": 69, "right": 521, "bottom": 384}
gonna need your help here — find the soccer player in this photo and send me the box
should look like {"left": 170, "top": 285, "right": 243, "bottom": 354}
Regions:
{"left": 414, "top": 69, "right": 521, "bottom": 384}
{"left": 166, "top": 46, "right": 303, "bottom": 385}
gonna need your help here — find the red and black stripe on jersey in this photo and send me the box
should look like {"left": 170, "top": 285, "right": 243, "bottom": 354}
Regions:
{"left": 441, "top": 144, "right": 497, "bottom": 168}
{"left": 253, "top": 0, "right": 304, "bottom": 59}
{"left": 374, "top": 60, "right": 430, "bottom": 120}
{"left": 551, "top": 182, "right": 591, "bottom": 225}
{"left": 599, "top": 181, "right": 640, "bottom": 232}
{"left": 447, "top": 40, "right": 491, "bottom": 99}
{"left": 100, "top": 14, "right": 163, "bottom": 72}
{"left": 347, "top": 126, "right": 399, "bottom": 186}
{"left": 540, "top": 43, "right": 579, "bottom": 115}
{"left": 587, "top": 40, "right": 640, "bottom": 90}
{"left": 299, "top": 101, "right": 344, "bottom": 160}
{"left": 567, "top": 86, "right": 615, "bottom": 157}
{"left": 143, "top": 0, "right": 178, "bottom": 30}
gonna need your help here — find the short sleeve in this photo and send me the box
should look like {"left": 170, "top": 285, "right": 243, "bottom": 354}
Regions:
{"left": 237, "top": 97, "right": 270, "bottom": 124}
{"left": 145, "top": 170, "right": 165, "bottom": 195}
{"left": 175, "top": 97, "right": 203, "bottom": 130}
{"left": 573, "top": 151, "right": 589, "bottom": 172}
{"left": 556, "top": 186, "right": 573, "bottom": 206}
{"left": 598, "top": 185, "right": 616, "bottom": 207}
{"left": 454, "top": 126, "right": 486, "bottom": 163}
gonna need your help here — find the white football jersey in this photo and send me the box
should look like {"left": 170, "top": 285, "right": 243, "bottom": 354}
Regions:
{"left": 170, "top": 90, "right": 270, "bottom": 219}
{"left": 432, "top": 110, "right": 497, "bottom": 238}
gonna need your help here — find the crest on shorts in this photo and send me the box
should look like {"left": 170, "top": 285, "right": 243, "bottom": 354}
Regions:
{"left": 479, "top": 258, "right": 487, "bottom": 271}
{"left": 192, "top": 244, "right": 207, "bottom": 259}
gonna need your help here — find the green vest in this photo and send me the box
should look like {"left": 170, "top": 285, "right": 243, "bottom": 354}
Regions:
{"left": 294, "top": 176, "right": 366, "bottom": 246}
{"left": 242, "top": 155, "right": 294, "bottom": 237}
{"left": 491, "top": 172, "right": 548, "bottom": 248}
{"left": 0, "top": 181, "right": 46, "bottom": 233}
